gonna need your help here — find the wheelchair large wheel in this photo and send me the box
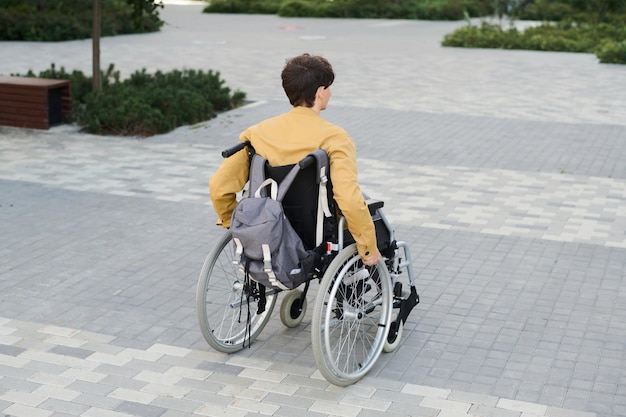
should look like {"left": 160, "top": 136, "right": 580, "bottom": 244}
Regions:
{"left": 196, "top": 230, "right": 277, "bottom": 353}
{"left": 311, "top": 244, "right": 393, "bottom": 386}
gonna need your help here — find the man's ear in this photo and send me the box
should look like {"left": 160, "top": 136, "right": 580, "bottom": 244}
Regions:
{"left": 311, "top": 86, "right": 326, "bottom": 112}
{"left": 315, "top": 85, "right": 325, "bottom": 100}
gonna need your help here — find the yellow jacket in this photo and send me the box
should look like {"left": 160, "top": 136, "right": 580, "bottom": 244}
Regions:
{"left": 209, "top": 106, "right": 377, "bottom": 259}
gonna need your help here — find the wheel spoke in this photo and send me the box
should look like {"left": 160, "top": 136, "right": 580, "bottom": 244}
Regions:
{"left": 196, "top": 231, "right": 277, "bottom": 353}
{"left": 312, "top": 244, "right": 392, "bottom": 386}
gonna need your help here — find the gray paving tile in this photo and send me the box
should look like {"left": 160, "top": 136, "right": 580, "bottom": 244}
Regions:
{"left": 115, "top": 401, "right": 168, "bottom": 417}
{"left": 40, "top": 398, "right": 90, "bottom": 415}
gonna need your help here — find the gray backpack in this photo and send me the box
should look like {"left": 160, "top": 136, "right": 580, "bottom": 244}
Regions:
{"left": 230, "top": 151, "right": 331, "bottom": 290}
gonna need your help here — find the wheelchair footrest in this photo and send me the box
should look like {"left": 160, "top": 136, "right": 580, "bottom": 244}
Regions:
{"left": 394, "top": 286, "right": 419, "bottom": 325}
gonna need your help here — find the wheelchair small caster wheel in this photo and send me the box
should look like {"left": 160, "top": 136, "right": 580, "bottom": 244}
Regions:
{"left": 383, "top": 317, "right": 403, "bottom": 353}
{"left": 280, "top": 289, "right": 307, "bottom": 328}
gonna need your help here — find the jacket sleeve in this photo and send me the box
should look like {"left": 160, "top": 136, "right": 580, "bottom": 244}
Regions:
{"left": 208, "top": 146, "right": 250, "bottom": 228}
{"left": 325, "top": 135, "right": 378, "bottom": 259}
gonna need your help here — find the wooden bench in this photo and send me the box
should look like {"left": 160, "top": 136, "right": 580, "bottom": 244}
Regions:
{"left": 0, "top": 76, "right": 71, "bottom": 130}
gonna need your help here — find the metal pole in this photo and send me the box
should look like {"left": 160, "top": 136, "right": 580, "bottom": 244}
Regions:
{"left": 92, "top": 0, "right": 102, "bottom": 91}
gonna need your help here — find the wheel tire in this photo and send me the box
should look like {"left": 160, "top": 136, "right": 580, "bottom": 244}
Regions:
{"left": 311, "top": 244, "right": 392, "bottom": 386}
{"left": 280, "top": 289, "right": 307, "bottom": 328}
{"left": 196, "top": 230, "right": 276, "bottom": 353}
{"left": 383, "top": 319, "right": 403, "bottom": 353}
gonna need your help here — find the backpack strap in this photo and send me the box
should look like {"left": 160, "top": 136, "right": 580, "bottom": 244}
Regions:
{"left": 275, "top": 164, "right": 303, "bottom": 202}
{"left": 248, "top": 154, "right": 268, "bottom": 196}
{"left": 308, "top": 150, "right": 332, "bottom": 247}
{"left": 254, "top": 178, "right": 278, "bottom": 199}
{"left": 262, "top": 244, "right": 289, "bottom": 291}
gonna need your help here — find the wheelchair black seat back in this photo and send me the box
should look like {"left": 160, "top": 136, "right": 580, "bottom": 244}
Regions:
{"left": 265, "top": 160, "right": 336, "bottom": 252}
{"left": 268, "top": 155, "right": 394, "bottom": 262}
{"left": 197, "top": 142, "right": 419, "bottom": 386}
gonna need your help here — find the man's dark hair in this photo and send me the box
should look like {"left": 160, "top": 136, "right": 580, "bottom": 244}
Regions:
{"left": 281, "top": 53, "right": 335, "bottom": 107}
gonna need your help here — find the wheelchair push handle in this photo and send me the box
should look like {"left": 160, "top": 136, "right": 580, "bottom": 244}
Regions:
{"left": 221, "top": 142, "right": 250, "bottom": 158}
{"left": 222, "top": 142, "right": 313, "bottom": 171}
{"left": 298, "top": 155, "right": 315, "bottom": 169}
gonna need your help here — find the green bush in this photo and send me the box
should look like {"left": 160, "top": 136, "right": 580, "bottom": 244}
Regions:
{"left": 0, "top": 0, "right": 162, "bottom": 41}
{"left": 442, "top": 16, "right": 626, "bottom": 63}
{"left": 205, "top": 0, "right": 626, "bottom": 22}
{"left": 514, "top": 0, "right": 626, "bottom": 22}
{"left": 515, "top": 3, "right": 576, "bottom": 21}
{"left": 415, "top": 1, "right": 465, "bottom": 20}
{"left": 442, "top": 21, "right": 603, "bottom": 52}
{"left": 278, "top": 1, "right": 317, "bottom": 18}
{"left": 561, "top": 0, "right": 626, "bottom": 18}
{"left": 18, "top": 65, "right": 246, "bottom": 137}
{"left": 206, "top": 0, "right": 495, "bottom": 20}
{"left": 596, "top": 39, "right": 626, "bottom": 63}
{"left": 442, "top": 22, "right": 525, "bottom": 48}
{"left": 204, "top": 0, "right": 282, "bottom": 14}
{"left": 523, "top": 21, "right": 600, "bottom": 51}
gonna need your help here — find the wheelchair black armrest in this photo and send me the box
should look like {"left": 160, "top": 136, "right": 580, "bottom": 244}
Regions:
{"left": 366, "top": 199, "right": 384, "bottom": 215}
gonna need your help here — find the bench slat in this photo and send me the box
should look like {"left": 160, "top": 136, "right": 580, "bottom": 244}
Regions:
{"left": 0, "top": 88, "right": 49, "bottom": 99}
{"left": 0, "top": 116, "right": 48, "bottom": 130}
{"left": 1, "top": 97, "right": 48, "bottom": 105}
{"left": 0, "top": 106, "right": 48, "bottom": 117}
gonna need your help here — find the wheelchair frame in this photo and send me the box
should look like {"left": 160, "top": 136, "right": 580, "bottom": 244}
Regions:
{"left": 196, "top": 143, "right": 419, "bottom": 386}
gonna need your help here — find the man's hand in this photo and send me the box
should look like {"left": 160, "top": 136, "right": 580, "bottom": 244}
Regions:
{"left": 362, "top": 249, "right": 382, "bottom": 266}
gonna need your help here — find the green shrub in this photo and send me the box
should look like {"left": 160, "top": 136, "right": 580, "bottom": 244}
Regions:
{"left": 78, "top": 86, "right": 166, "bottom": 136}
{"left": 443, "top": 17, "right": 626, "bottom": 63}
{"left": 206, "top": 0, "right": 495, "bottom": 20}
{"left": 515, "top": 3, "right": 576, "bottom": 21}
{"left": 77, "top": 68, "right": 246, "bottom": 136}
{"left": 204, "top": 0, "right": 282, "bottom": 14}
{"left": 463, "top": 0, "right": 492, "bottom": 17}
{"left": 0, "top": 0, "right": 162, "bottom": 41}
{"left": 523, "top": 22, "right": 598, "bottom": 51}
{"left": 514, "top": 0, "right": 626, "bottom": 22}
{"left": 561, "top": 0, "right": 626, "bottom": 19}
{"left": 416, "top": 1, "right": 465, "bottom": 20}
{"left": 18, "top": 65, "right": 246, "bottom": 137}
{"left": 278, "top": 1, "right": 317, "bottom": 18}
{"left": 596, "top": 39, "right": 626, "bottom": 63}
{"left": 442, "top": 22, "right": 524, "bottom": 49}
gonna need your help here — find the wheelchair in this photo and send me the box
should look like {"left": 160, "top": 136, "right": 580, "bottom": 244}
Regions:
{"left": 196, "top": 142, "right": 419, "bottom": 386}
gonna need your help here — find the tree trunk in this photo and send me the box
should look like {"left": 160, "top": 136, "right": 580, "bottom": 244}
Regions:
{"left": 92, "top": 0, "right": 102, "bottom": 91}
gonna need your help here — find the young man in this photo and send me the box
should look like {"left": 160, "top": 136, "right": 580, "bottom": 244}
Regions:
{"left": 209, "top": 53, "right": 381, "bottom": 266}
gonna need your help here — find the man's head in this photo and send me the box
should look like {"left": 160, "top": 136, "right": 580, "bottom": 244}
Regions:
{"left": 281, "top": 53, "right": 335, "bottom": 108}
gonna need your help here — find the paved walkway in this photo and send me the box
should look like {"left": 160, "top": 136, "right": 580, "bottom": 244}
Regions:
{"left": 1, "top": 2, "right": 626, "bottom": 417}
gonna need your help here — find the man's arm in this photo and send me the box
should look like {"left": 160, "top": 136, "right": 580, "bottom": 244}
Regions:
{"left": 325, "top": 135, "right": 380, "bottom": 262}
{"left": 208, "top": 148, "right": 249, "bottom": 228}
